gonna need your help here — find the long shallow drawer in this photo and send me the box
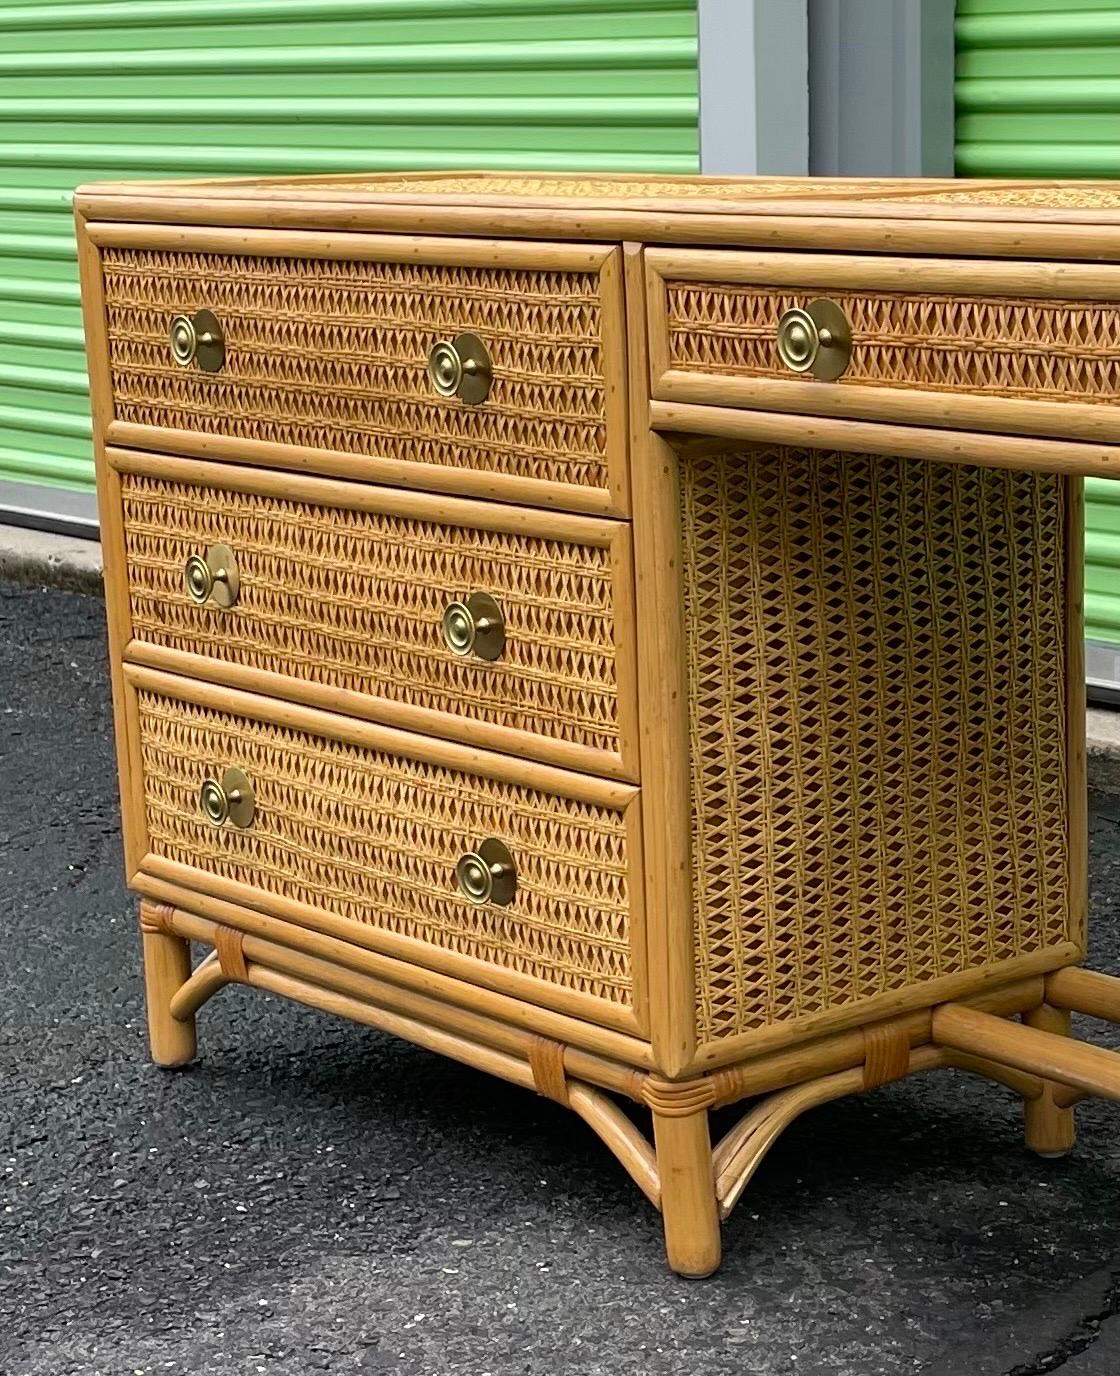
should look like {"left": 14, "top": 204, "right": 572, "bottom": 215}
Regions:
{"left": 92, "top": 226, "right": 628, "bottom": 515}
{"left": 123, "top": 669, "right": 644, "bottom": 1034}
{"left": 646, "top": 249, "right": 1120, "bottom": 444}
{"left": 109, "top": 450, "right": 637, "bottom": 781}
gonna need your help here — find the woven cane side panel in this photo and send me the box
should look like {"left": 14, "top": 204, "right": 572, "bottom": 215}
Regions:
{"left": 102, "top": 249, "right": 611, "bottom": 493}
{"left": 682, "top": 449, "right": 1070, "bottom": 1042}
{"left": 120, "top": 474, "right": 623, "bottom": 758}
{"left": 137, "top": 691, "right": 633, "bottom": 1008}
{"left": 665, "top": 282, "right": 1120, "bottom": 404}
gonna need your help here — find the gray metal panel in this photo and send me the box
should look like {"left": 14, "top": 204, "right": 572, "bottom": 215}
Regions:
{"left": 698, "top": 0, "right": 808, "bottom": 174}
{"left": 0, "top": 477, "right": 98, "bottom": 538}
{"left": 809, "top": 0, "right": 954, "bottom": 176}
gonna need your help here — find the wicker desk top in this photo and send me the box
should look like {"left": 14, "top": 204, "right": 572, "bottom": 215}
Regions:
{"left": 74, "top": 173, "right": 1120, "bottom": 259}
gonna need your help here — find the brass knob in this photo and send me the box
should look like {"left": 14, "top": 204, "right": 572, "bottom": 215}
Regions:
{"left": 169, "top": 308, "right": 225, "bottom": 373}
{"left": 183, "top": 542, "right": 239, "bottom": 609}
{"left": 441, "top": 592, "right": 505, "bottom": 661}
{"left": 427, "top": 332, "right": 492, "bottom": 405}
{"left": 198, "top": 766, "right": 255, "bottom": 829}
{"left": 456, "top": 839, "right": 516, "bottom": 906}
{"left": 776, "top": 298, "right": 851, "bottom": 380}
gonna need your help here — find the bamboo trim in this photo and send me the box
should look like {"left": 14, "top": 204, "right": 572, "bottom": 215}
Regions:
{"left": 85, "top": 221, "right": 615, "bottom": 272}
{"left": 705, "top": 978, "right": 1046, "bottom": 1104}
{"left": 598, "top": 247, "right": 631, "bottom": 514}
{"left": 713, "top": 1045, "right": 1046, "bottom": 1221}
{"left": 567, "top": 1083, "right": 660, "bottom": 1209}
{"left": 650, "top": 402, "right": 1120, "bottom": 481}
{"left": 124, "top": 642, "right": 634, "bottom": 785}
{"left": 688, "top": 949, "right": 1076, "bottom": 1075}
{"left": 932, "top": 1004, "right": 1120, "bottom": 1103}
{"left": 76, "top": 217, "right": 148, "bottom": 877}
{"left": 138, "top": 874, "right": 655, "bottom": 1072}
{"left": 144, "top": 849, "right": 641, "bottom": 1038}
{"left": 108, "top": 447, "right": 625, "bottom": 545}
{"left": 168, "top": 950, "right": 229, "bottom": 1022}
{"left": 164, "top": 904, "right": 644, "bottom": 1098}
{"left": 1046, "top": 967, "right": 1120, "bottom": 1021}
{"left": 106, "top": 423, "right": 620, "bottom": 516}
{"left": 653, "top": 371, "right": 1120, "bottom": 449}
{"left": 646, "top": 248, "right": 1120, "bottom": 298}
{"left": 122, "top": 662, "right": 637, "bottom": 810}
{"left": 623, "top": 242, "right": 695, "bottom": 1077}
{"left": 69, "top": 198, "right": 1120, "bottom": 262}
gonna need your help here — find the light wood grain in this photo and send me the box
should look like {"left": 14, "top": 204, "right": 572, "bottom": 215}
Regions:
{"left": 932, "top": 1004, "right": 1120, "bottom": 1103}
{"left": 106, "top": 422, "right": 621, "bottom": 517}
{"left": 653, "top": 371, "right": 1120, "bottom": 449}
{"left": 652, "top": 1108, "right": 720, "bottom": 1277}
{"left": 1022, "top": 1004, "right": 1077, "bottom": 1158}
{"left": 623, "top": 242, "right": 695, "bottom": 1078}
{"left": 650, "top": 402, "right": 1120, "bottom": 481}
{"left": 139, "top": 873, "right": 655, "bottom": 1073}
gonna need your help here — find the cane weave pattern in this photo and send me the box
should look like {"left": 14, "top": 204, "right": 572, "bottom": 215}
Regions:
{"left": 258, "top": 174, "right": 917, "bottom": 202}
{"left": 102, "top": 249, "right": 612, "bottom": 494}
{"left": 885, "top": 185, "right": 1120, "bottom": 210}
{"left": 681, "top": 447, "right": 1071, "bottom": 1042}
{"left": 136, "top": 691, "right": 633, "bottom": 1007}
{"left": 665, "top": 281, "right": 1120, "bottom": 404}
{"left": 120, "top": 474, "right": 623, "bottom": 758}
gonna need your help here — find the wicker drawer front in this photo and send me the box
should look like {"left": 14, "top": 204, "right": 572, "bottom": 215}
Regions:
{"left": 99, "top": 234, "right": 626, "bottom": 513}
{"left": 681, "top": 446, "right": 1073, "bottom": 1047}
{"left": 132, "top": 681, "right": 640, "bottom": 1026}
{"left": 648, "top": 249, "right": 1120, "bottom": 442}
{"left": 115, "top": 457, "right": 635, "bottom": 778}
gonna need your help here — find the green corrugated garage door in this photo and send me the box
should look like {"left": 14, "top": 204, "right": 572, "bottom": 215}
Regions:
{"left": 0, "top": 0, "right": 699, "bottom": 524}
{"left": 956, "top": 0, "right": 1120, "bottom": 690}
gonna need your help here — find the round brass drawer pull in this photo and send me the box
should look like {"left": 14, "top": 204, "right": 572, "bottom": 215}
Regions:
{"left": 441, "top": 591, "right": 505, "bottom": 661}
{"left": 776, "top": 298, "right": 851, "bottom": 380}
{"left": 427, "top": 332, "right": 492, "bottom": 405}
{"left": 199, "top": 766, "right": 255, "bottom": 829}
{"left": 184, "top": 542, "right": 239, "bottom": 609}
{"left": 169, "top": 308, "right": 225, "bottom": 373}
{"left": 456, "top": 839, "right": 517, "bottom": 907}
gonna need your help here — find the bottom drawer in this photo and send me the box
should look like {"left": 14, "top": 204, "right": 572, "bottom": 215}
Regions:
{"left": 123, "top": 671, "right": 642, "bottom": 1032}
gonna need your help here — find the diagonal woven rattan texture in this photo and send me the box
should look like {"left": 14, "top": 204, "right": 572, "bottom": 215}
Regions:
{"left": 137, "top": 690, "right": 635, "bottom": 1009}
{"left": 666, "top": 281, "right": 1120, "bottom": 403}
{"left": 102, "top": 248, "right": 612, "bottom": 494}
{"left": 120, "top": 473, "right": 624, "bottom": 758}
{"left": 680, "top": 446, "right": 1071, "bottom": 1043}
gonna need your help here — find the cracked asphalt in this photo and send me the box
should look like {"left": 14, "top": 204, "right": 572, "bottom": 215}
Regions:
{"left": 4, "top": 577, "right": 1120, "bottom": 1376}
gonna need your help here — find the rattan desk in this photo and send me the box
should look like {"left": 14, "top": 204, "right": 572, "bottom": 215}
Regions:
{"left": 76, "top": 173, "right": 1120, "bottom": 1277}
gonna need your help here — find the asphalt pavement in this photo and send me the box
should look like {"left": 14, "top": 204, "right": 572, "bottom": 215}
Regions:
{"left": 4, "top": 578, "right": 1120, "bottom": 1376}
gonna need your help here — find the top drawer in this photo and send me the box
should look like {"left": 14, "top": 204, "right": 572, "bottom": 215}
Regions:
{"left": 92, "top": 228, "right": 628, "bottom": 515}
{"left": 646, "top": 249, "right": 1120, "bottom": 445}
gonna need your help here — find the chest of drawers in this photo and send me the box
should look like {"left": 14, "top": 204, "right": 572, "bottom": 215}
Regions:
{"left": 76, "top": 173, "right": 1120, "bottom": 1277}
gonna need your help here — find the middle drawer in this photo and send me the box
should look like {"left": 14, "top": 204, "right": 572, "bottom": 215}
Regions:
{"left": 110, "top": 450, "right": 637, "bottom": 780}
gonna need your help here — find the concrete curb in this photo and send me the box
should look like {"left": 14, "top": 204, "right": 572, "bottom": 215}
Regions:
{"left": 4, "top": 522, "right": 1120, "bottom": 793}
{"left": 0, "top": 524, "right": 103, "bottom": 596}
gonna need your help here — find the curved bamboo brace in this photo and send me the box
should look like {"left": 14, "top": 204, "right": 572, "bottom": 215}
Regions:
{"left": 167, "top": 949, "right": 230, "bottom": 1022}
{"left": 712, "top": 1046, "right": 1046, "bottom": 1220}
{"left": 567, "top": 1083, "right": 660, "bottom": 1209}
{"left": 932, "top": 1003, "right": 1120, "bottom": 1103}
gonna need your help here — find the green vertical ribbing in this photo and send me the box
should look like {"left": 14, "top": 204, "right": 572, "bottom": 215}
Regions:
{"left": 0, "top": 0, "right": 699, "bottom": 500}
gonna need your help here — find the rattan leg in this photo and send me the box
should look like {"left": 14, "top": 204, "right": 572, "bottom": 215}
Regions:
{"left": 1022, "top": 1004, "right": 1076, "bottom": 1158}
{"left": 652, "top": 1106, "right": 721, "bottom": 1278}
{"left": 140, "top": 909, "right": 197, "bottom": 1068}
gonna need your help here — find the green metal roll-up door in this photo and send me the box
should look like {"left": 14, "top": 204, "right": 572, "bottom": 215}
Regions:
{"left": 0, "top": 0, "right": 699, "bottom": 529}
{"left": 956, "top": 0, "right": 1120, "bottom": 694}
